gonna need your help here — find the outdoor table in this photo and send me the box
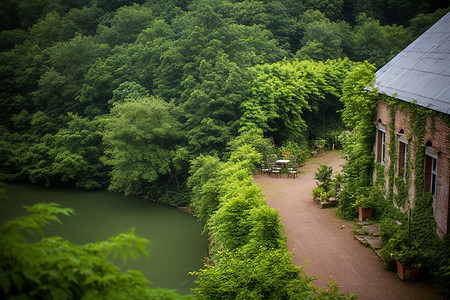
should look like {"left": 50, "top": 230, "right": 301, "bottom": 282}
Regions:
{"left": 275, "top": 160, "right": 290, "bottom": 175}
{"left": 275, "top": 159, "right": 290, "bottom": 164}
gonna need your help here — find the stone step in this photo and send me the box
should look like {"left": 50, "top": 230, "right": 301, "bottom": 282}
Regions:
{"left": 357, "top": 221, "right": 373, "bottom": 226}
{"left": 355, "top": 222, "right": 384, "bottom": 259}
{"left": 365, "top": 236, "right": 384, "bottom": 249}
{"left": 355, "top": 235, "right": 384, "bottom": 250}
{"left": 362, "top": 224, "right": 380, "bottom": 236}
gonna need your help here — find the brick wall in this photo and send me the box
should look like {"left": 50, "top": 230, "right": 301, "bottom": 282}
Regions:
{"left": 424, "top": 115, "right": 450, "bottom": 237}
{"left": 374, "top": 100, "right": 450, "bottom": 237}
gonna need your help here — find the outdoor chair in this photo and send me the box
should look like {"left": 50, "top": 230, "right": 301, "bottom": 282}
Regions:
{"left": 268, "top": 154, "right": 279, "bottom": 164}
{"left": 287, "top": 163, "right": 298, "bottom": 178}
{"left": 260, "top": 162, "right": 271, "bottom": 175}
{"left": 270, "top": 163, "right": 282, "bottom": 177}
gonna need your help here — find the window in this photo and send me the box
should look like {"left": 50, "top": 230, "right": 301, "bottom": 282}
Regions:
{"left": 424, "top": 154, "right": 437, "bottom": 196}
{"left": 376, "top": 129, "right": 385, "bottom": 163}
{"left": 398, "top": 141, "right": 407, "bottom": 179}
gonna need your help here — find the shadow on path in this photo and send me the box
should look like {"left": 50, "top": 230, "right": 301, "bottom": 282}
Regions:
{"left": 254, "top": 151, "right": 442, "bottom": 300}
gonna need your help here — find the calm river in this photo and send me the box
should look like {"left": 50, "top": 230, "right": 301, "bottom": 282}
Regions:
{"left": 1, "top": 184, "right": 207, "bottom": 295}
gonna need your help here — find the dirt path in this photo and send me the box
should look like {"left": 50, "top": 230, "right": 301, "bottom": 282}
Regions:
{"left": 253, "top": 151, "right": 442, "bottom": 300}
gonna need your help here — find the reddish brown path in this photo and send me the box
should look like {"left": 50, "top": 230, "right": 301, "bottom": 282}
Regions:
{"left": 254, "top": 151, "right": 442, "bottom": 300}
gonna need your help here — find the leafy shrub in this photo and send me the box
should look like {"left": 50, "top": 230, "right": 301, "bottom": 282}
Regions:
{"left": 0, "top": 203, "right": 188, "bottom": 299}
{"left": 314, "top": 164, "right": 333, "bottom": 191}
{"left": 188, "top": 136, "right": 355, "bottom": 299}
{"left": 193, "top": 246, "right": 316, "bottom": 299}
{"left": 225, "top": 127, "right": 273, "bottom": 162}
{"left": 279, "top": 141, "right": 309, "bottom": 165}
{"left": 312, "top": 185, "right": 325, "bottom": 198}
{"left": 187, "top": 155, "right": 223, "bottom": 224}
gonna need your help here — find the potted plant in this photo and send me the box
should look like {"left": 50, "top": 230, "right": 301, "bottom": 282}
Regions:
{"left": 355, "top": 200, "right": 373, "bottom": 221}
{"left": 392, "top": 245, "right": 421, "bottom": 281}
{"left": 320, "top": 191, "right": 330, "bottom": 203}
{"left": 353, "top": 188, "right": 373, "bottom": 221}
{"left": 353, "top": 198, "right": 373, "bottom": 221}
{"left": 312, "top": 185, "right": 325, "bottom": 202}
{"left": 383, "top": 230, "right": 422, "bottom": 281}
{"left": 314, "top": 164, "right": 333, "bottom": 191}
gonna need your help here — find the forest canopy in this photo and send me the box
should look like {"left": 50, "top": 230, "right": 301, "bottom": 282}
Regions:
{"left": 1, "top": 0, "right": 448, "bottom": 199}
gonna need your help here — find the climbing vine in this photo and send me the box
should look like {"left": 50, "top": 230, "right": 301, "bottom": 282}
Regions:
{"left": 336, "top": 61, "right": 377, "bottom": 220}
{"left": 338, "top": 70, "right": 449, "bottom": 296}
{"left": 410, "top": 106, "right": 428, "bottom": 196}
{"left": 386, "top": 100, "right": 397, "bottom": 204}
{"left": 393, "top": 137, "right": 411, "bottom": 209}
{"left": 373, "top": 163, "right": 385, "bottom": 191}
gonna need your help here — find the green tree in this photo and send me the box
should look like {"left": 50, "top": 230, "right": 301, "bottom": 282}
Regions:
{"left": 32, "top": 35, "right": 110, "bottom": 120}
{"left": 342, "top": 0, "right": 385, "bottom": 24}
{"left": 225, "top": 127, "right": 273, "bottom": 161}
{"left": 97, "top": 4, "right": 154, "bottom": 45}
{"left": 102, "top": 96, "right": 185, "bottom": 196}
{"left": 240, "top": 59, "right": 351, "bottom": 145}
{"left": 216, "top": 0, "right": 297, "bottom": 50}
{"left": 49, "top": 114, "right": 108, "bottom": 189}
{"left": 240, "top": 60, "right": 311, "bottom": 144}
{"left": 208, "top": 184, "right": 266, "bottom": 251}
{"left": 408, "top": 8, "right": 449, "bottom": 37}
{"left": 16, "top": 0, "right": 55, "bottom": 28}
{"left": 28, "top": 11, "right": 66, "bottom": 47}
{"left": 0, "top": 0, "right": 20, "bottom": 31}
{"left": 350, "top": 13, "right": 411, "bottom": 67}
{"left": 93, "top": 0, "right": 146, "bottom": 13}
{"left": 109, "top": 81, "right": 149, "bottom": 105}
{"left": 296, "top": 17, "right": 344, "bottom": 61}
{"left": 0, "top": 29, "right": 27, "bottom": 51}
{"left": 62, "top": 5, "right": 104, "bottom": 37}
{"left": 181, "top": 54, "right": 246, "bottom": 154}
{"left": 304, "top": 0, "right": 344, "bottom": 21}
{"left": 153, "top": 3, "right": 287, "bottom": 154}
{"left": 187, "top": 155, "right": 223, "bottom": 224}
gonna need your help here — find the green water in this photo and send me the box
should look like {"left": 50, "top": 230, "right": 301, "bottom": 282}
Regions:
{"left": 1, "top": 184, "right": 207, "bottom": 295}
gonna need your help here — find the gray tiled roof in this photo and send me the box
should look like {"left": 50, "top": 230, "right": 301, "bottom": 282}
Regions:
{"left": 372, "top": 12, "right": 450, "bottom": 115}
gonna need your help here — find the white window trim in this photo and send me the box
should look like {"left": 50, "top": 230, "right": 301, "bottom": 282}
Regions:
{"left": 425, "top": 147, "right": 438, "bottom": 197}
{"left": 431, "top": 157, "right": 437, "bottom": 196}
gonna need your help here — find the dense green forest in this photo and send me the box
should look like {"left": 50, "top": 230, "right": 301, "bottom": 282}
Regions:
{"left": 1, "top": 0, "right": 448, "bottom": 200}
{"left": 1, "top": 0, "right": 449, "bottom": 298}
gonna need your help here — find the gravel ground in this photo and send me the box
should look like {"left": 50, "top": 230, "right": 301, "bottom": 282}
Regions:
{"left": 253, "top": 151, "right": 443, "bottom": 300}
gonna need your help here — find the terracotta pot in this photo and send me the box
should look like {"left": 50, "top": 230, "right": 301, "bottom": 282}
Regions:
{"left": 358, "top": 206, "right": 373, "bottom": 221}
{"left": 396, "top": 260, "right": 420, "bottom": 281}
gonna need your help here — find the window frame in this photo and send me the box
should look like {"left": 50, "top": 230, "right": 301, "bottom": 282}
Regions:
{"left": 398, "top": 140, "right": 407, "bottom": 179}
{"left": 376, "top": 128, "right": 386, "bottom": 164}
{"left": 424, "top": 148, "right": 438, "bottom": 197}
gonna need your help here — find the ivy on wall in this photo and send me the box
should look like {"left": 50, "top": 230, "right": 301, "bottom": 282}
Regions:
{"left": 338, "top": 68, "right": 449, "bottom": 297}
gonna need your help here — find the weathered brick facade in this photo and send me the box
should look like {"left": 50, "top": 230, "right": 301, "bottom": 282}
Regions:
{"left": 374, "top": 100, "right": 449, "bottom": 237}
